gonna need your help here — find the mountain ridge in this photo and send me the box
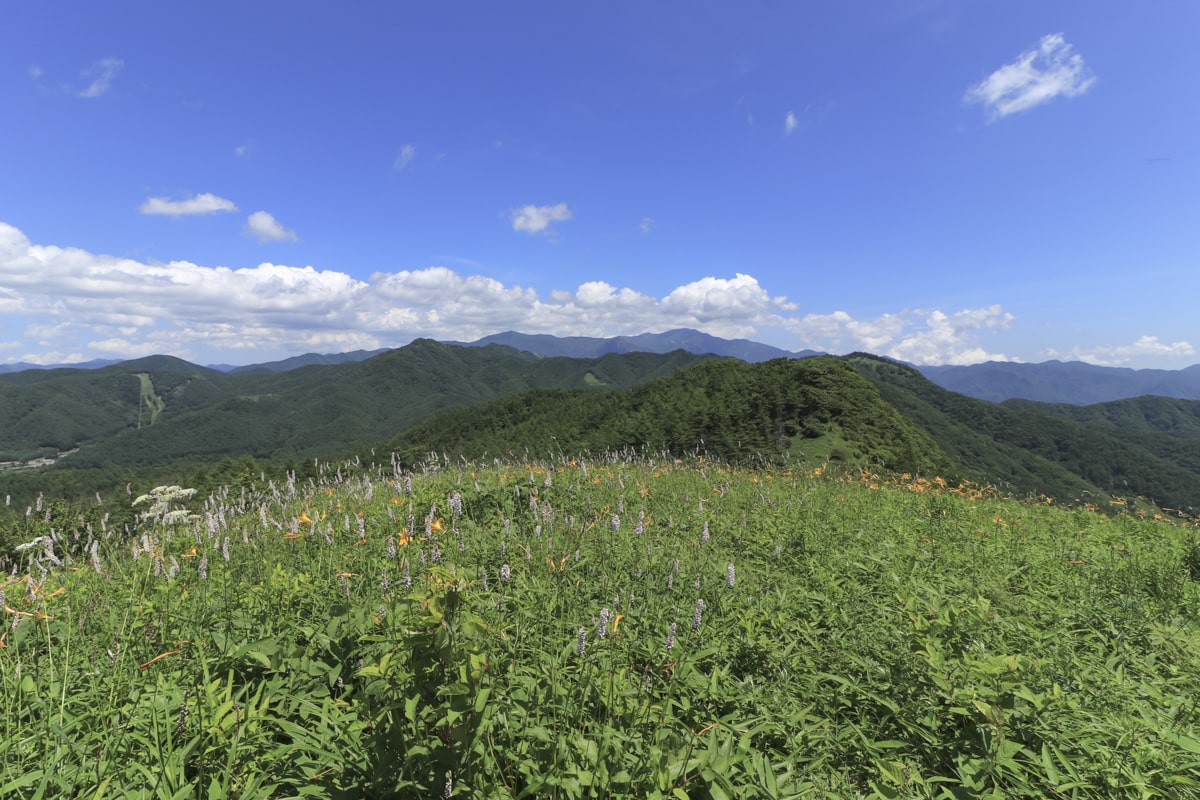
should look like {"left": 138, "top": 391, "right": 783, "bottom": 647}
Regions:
{"left": 4, "top": 330, "right": 1199, "bottom": 404}
{"left": 2, "top": 341, "right": 1199, "bottom": 516}
{"left": 0, "top": 340, "right": 713, "bottom": 468}
{"left": 918, "top": 359, "right": 1200, "bottom": 403}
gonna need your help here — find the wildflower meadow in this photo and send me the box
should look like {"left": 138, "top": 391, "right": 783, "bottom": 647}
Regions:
{"left": 3, "top": 454, "right": 1200, "bottom": 798}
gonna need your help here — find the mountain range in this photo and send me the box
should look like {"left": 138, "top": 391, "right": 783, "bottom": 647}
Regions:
{"left": 5, "top": 329, "right": 1198, "bottom": 404}
{"left": 919, "top": 360, "right": 1200, "bottom": 404}
{"left": 0, "top": 342, "right": 710, "bottom": 468}
{"left": 2, "top": 334, "right": 1199, "bottom": 517}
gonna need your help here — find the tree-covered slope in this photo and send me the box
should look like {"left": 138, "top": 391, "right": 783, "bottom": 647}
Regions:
{"left": 376, "top": 356, "right": 954, "bottom": 477}
{"left": 35, "top": 341, "right": 712, "bottom": 470}
{"left": 0, "top": 357, "right": 227, "bottom": 461}
{"left": 1004, "top": 394, "right": 1200, "bottom": 438}
{"left": 1004, "top": 395, "right": 1200, "bottom": 478}
{"left": 849, "top": 354, "right": 1200, "bottom": 512}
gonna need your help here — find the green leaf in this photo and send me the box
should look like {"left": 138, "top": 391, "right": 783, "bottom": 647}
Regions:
{"left": 0, "top": 769, "right": 43, "bottom": 794}
{"left": 1166, "top": 730, "right": 1200, "bottom": 756}
{"left": 473, "top": 685, "right": 492, "bottom": 713}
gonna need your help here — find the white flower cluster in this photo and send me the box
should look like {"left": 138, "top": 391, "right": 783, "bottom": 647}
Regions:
{"left": 132, "top": 485, "right": 199, "bottom": 525}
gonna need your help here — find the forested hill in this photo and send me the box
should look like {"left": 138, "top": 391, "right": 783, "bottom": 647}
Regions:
{"left": 377, "top": 354, "right": 1200, "bottom": 513}
{"left": 0, "top": 341, "right": 712, "bottom": 470}
{"left": 1002, "top": 395, "right": 1200, "bottom": 477}
{"left": 847, "top": 354, "right": 1200, "bottom": 514}
{"left": 5, "top": 342, "right": 1200, "bottom": 515}
{"left": 374, "top": 356, "right": 955, "bottom": 478}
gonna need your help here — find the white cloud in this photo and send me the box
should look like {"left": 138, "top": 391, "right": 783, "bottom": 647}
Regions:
{"left": 23, "top": 221, "right": 1190, "bottom": 370}
{"left": 234, "top": 144, "right": 250, "bottom": 157}
{"left": 511, "top": 203, "right": 572, "bottom": 235}
{"left": 78, "top": 57, "right": 124, "bottom": 99}
{"left": 1048, "top": 335, "right": 1196, "bottom": 367}
{"left": 394, "top": 144, "right": 416, "bottom": 170}
{"left": 140, "top": 193, "right": 238, "bottom": 217}
{"left": 0, "top": 221, "right": 812, "bottom": 363}
{"left": 640, "top": 217, "right": 655, "bottom": 234}
{"left": 28, "top": 65, "right": 43, "bottom": 80}
{"left": 965, "top": 33, "right": 1095, "bottom": 120}
{"left": 886, "top": 306, "right": 1016, "bottom": 365}
{"left": 789, "top": 305, "right": 1016, "bottom": 365}
{"left": 663, "top": 274, "right": 797, "bottom": 325}
{"left": 244, "top": 211, "right": 298, "bottom": 243}
{"left": 785, "top": 111, "right": 798, "bottom": 134}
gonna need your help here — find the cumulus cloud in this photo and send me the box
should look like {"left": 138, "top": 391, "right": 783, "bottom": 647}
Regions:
{"left": 664, "top": 274, "right": 797, "bottom": 324}
{"left": 785, "top": 111, "right": 798, "bottom": 134}
{"left": 1048, "top": 336, "right": 1196, "bottom": 367}
{"left": 886, "top": 306, "right": 1016, "bottom": 365}
{"left": 789, "top": 305, "right": 1016, "bottom": 365}
{"left": 78, "top": 57, "right": 124, "bottom": 98}
{"left": 965, "top": 33, "right": 1095, "bottom": 120}
{"left": 393, "top": 144, "right": 416, "bottom": 170}
{"left": 244, "top": 211, "right": 298, "bottom": 242}
{"left": 0, "top": 221, "right": 814, "bottom": 364}
{"left": 511, "top": 203, "right": 572, "bottom": 235}
{"left": 10, "top": 221, "right": 1157, "bottom": 370}
{"left": 140, "top": 193, "right": 238, "bottom": 217}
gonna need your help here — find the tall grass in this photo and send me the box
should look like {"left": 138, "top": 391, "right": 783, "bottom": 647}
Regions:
{"left": 2, "top": 456, "right": 1199, "bottom": 798}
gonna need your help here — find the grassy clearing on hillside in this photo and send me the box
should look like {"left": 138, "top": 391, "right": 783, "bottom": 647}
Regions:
{"left": 136, "top": 373, "right": 166, "bottom": 428}
{"left": 3, "top": 457, "right": 1200, "bottom": 799}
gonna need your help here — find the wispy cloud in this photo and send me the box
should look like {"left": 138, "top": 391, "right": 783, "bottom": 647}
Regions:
{"left": 735, "top": 96, "right": 754, "bottom": 126}
{"left": 0, "top": 221, "right": 1040, "bottom": 367}
{"left": 28, "top": 65, "right": 43, "bottom": 80}
{"left": 78, "top": 57, "right": 124, "bottom": 99}
{"left": 511, "top": 203, "right": 572, "bottom": 235}
{"left": 1048, "top": 335, "right": 1195, "bottom": 367}
{"left": 965, "top": 33, "right": 1095, "bottom": 120}
{"left": 244, "top": 211, "right": 298, "bottom": 242}
{"left": 140, "top": 193, "right": 238, "bottom": 217}
{"left": 393, "top": 144, "right": 416, "bottom": 170}
{"left": 784, "top": 111, "right": 798, "bottom": 134}
{"left": 640, "top": 217, "right": 655, "bottom": 234}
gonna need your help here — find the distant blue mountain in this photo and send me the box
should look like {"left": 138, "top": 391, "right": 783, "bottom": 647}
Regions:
{"left": 918, "top": 360, "right": 1200, "bottom": 404}
{"left": 0, "top": 358, "right": 123, "bottom": 374}
{"left": 223, "top": 348, "right": 390, "bottom": 374}
{"left": 449, "top": 329, "right": 821, "bottom": 362}
{"left": 6, "top": 331, "right": 1200, "bottom": 405}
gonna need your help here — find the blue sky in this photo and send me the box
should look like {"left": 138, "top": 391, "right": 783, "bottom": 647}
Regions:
{"left": 2, "top": 1, "right": 1197, "bottom": 368}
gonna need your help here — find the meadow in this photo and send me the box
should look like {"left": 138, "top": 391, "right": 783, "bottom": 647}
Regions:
{"left": 3, "top": 454, "right": 1200, "bottom": 798}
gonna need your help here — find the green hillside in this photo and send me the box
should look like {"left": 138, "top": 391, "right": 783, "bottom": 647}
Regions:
{"left": 376, "top": 353, "right": 1200, "bottom": 513}
{"left": 0, "top": 342, "right": 710, "bottom": 470}
{"left": 5, "top": 344, "right": 1200, "bottom": 520}
{"left": 377, "top": 356, "right": 954, "bottom": 478}
{"left": 1009, "top": 394, "right": 1200, "bottom": 439}
{"left": 848, "top": 354, "right": 1200, "bottom": 513}
{"left": 0, "top": 357, "right": 227, "bottom": 461}
{"left": 1002, "top": 395, "right": 1200, "bottom": 486}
